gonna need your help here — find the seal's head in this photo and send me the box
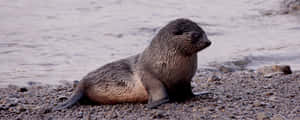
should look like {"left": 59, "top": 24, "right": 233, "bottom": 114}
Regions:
{"left": 152, "top": 18, "right": 211, "bottom": 55}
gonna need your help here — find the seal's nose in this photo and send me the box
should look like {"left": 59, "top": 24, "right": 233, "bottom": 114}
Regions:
{"left": 205, "top": 40, "right": 212, "bottom": 46}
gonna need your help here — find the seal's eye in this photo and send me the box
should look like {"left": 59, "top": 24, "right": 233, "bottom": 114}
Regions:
{"left": 191, "top": 32, "right": 202, "bottom": 40}
{"left": 189, "top": 31, "right": 203, "bottom": 44}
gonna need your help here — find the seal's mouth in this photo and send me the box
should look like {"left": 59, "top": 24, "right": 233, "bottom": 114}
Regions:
{"left": 195, "top": 38, "right": 211, "bottom": 52}
{"left": 198, "top": 33, "right": 211, "bottom": 49}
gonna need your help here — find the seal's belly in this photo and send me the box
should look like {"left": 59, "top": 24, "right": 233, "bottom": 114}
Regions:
{"left": 86, "top": 74, "right": 148, "bottom": 104}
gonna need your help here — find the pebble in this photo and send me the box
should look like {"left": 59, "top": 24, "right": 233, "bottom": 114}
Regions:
{"left": 25, "top": 105, "right": 40, "bottom": 111}
{"left": 207, "top": 75, "right": 221, "bottom": 82}
{"left": 264, "top": 92, "right": 274, "bottom": 96}
{"left": 256, "top": 112, "right": 270, "bottom": 120}
{"left": 4, "top": 98, "right": 19, "bottom": 107}
{"left": 217, "top": 106, "right": 225, "bottom": 112}
{"left": 257, "top": 65, "right": 292, "bottom": 75}
{"left": 27, "top": 81, "right": 38, "bottom": 86}
{"left": 78, "top": 111, "right": 84, "bottom": 118}
{"left": 217, "top": 65, "right": 235, "bottom": 73}
{"left": 271, "top": 114, "right": 286, "bottom": 120}
{"left": 17, "top": 87, "right": 28, "bottom": 92}
{"left": 151, "top": 111, "right": 165, "bottom": 119}
{"left": 268, "top": 96, "right": 280, "bottom": 102}
{"left": 38, "top": 106, "right": 52, "bottom": 114}
{"left": 264, "top": 72, "right": 284, "bottom": 78}
{"left": 16, "top": 105, "right": 26, "bottom": 113}
{"left": 253, "top": 101, "right": 267, "bottom": 107}
{"left": 57, "top": 95, "right": 68, "bottom": 102}
{"left": 0, "top": 104, "right": 8, "bottom": 110}
{"left": 73, "top": 80, "right": 79, "bottom": 88}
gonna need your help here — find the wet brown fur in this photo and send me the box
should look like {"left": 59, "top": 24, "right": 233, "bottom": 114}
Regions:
{"left": 53, "top": 18, "right": 211, "bottom": 110}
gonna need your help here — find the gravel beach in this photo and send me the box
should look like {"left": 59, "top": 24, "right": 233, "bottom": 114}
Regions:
{"left": 1, "top": 0, "right": 300, "bottom": 120}
{"left": 0, "top": 68, "right": 299, "bottom": 120}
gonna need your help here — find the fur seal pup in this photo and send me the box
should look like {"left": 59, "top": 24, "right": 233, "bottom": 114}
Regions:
{"left": 53, "top": 18, "right": 211, "bottom": 110}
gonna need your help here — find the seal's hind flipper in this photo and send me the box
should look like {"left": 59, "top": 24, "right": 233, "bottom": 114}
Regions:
{"left": 193, "top": 91, "right": 214, "bottom": 99}
{"left": 52, "top": 88, "right": 84, "bottom": 111}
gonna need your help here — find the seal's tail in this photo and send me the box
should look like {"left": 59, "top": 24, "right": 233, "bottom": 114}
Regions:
{"left": 52, "top": 87, "right": 84, "bottom": 111}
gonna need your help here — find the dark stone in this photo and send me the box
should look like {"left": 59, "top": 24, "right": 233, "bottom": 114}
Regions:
{"left": 18, "top": 87, "right": 28, "bottom": 92}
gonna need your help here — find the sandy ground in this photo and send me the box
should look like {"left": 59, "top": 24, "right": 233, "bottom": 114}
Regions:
{"left": 0, "top": 69, "right": 299, "bottom": 120}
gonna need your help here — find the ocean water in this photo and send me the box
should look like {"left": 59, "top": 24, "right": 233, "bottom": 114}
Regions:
{"left": 0, "top": 0, "right": 299, "bottom": 87}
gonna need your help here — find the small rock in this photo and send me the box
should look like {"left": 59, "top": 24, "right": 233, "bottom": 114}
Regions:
{"left": 191, "top": 81, "right": 197, "bottom": 88}
{"left": 264, "top": 74, "right": 273, "bottom": 78}
{"left": 261, "top": 10, "right": 275, "bottom": 16}
{"left": 24, "top": 105, "right": 40, "bottom": 111}
{"left": 268, "top": 96, "right": 280, "bottom": 102}
{"left": 256, "top": 112, "right": 270, "bottom": 120}
{"left": 54, "top": 85, "right": 67, "bottom": 91}
{"left": 84, "top": 111, "right": 91, "bottom": 120}
{"left": 73, "top": 80, "right": 79, "bottom": 88}
{"left": 8, "top": 85, "right": 18, "bottom": 89}
{"left": 0, "top": 104, "right": 8, "bottom": 110}
{"left": 229, "top": 115, "right": 236, "bottom": 119}
{"left": 263, "top": 84, "right": 272, "bottom": 89}
{"left": 207, "top": 75, "right": 221, "bottom": 82}
{"left": 217, "top": 106, "right": 225, "bottom": 112}
{"left": 283, "top": 0, "right": 300, "bottom": 12}
{"left": 16, "top": 113, "right": 24, "bottom": 120}
{"left": 152, "top": 111, "right": 165, "bottom": 119}
{"left": 271, "top": 114, "right": 286, "bottom": 120}
{"left": 17, "top": 87, "right": 28, "bottom": 92}
{"left": 264, "top": 72, "right": 284, "bottom": 78}
{"left": 232, "top": 58, "right": 251, "bottom": 68}
{"left": 39, "top": 106, "right": 52, "bottom": 114}
{"left": 16, "top": 105, "right": 26, "bottom": 113}
{"left": 78, "top": 111, "right": 84, "bottom": 118}
{"left": 257, "top": 65, "right": 292, "bottom": 75}
{"left": 265, "top": 92, "right": 274, "bottom": 96}
{"left": 253, "top": 101, "right": 266, "bottom": 107}
{"left": 57, "top": 96, "right": 68, "bottom": 102}
{"left": 201, "top": 107, "right": 215, "bottom": 113}
{"left": 27, "top": 81, "right": 38, "bottom": 86}
{"left": 108, "top": 113, "right": 118, "bottom": 119}
{"left": 194, "top": 91, "right": 214, "bottom": 99}
{"left": 8, "top": 107, "right": 15, "bottom": 112}
{"left": 4, "top": 98, "right": 19, "bottom": 107}
{"left": 217, "top": 65, "right": 235, "bottom": 73}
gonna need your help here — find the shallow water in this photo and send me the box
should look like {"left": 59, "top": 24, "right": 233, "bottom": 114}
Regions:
{"left": 0, "top": 0, "right": 299, "bottom": 87}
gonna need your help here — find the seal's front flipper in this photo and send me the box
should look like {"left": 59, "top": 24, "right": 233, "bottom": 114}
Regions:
{"left": 147, "top": 97, "right": 169, "bottom": 109}
{"left": 145, "top": 80, "right": 169, "bottom": 109}
{"left": 193, "top": 91, "right": 214, "bottom": 99}
{"left": 146, "top": 84, "right": 169, "bottom": 109}
{"left": 140, "top": 71, "right": 170, "bottom": 109}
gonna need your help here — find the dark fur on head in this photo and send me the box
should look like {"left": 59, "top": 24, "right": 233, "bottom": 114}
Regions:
{"left": 150, "top": 18, "right": 211, "bottom": 56}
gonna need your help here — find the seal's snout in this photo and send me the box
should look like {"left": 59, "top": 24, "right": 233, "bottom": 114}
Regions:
{"left": 200, "top": 33, "right": 211, "bottom": 48}
{"left": 205, "top": 40, "right": 212, "bottom": 47}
